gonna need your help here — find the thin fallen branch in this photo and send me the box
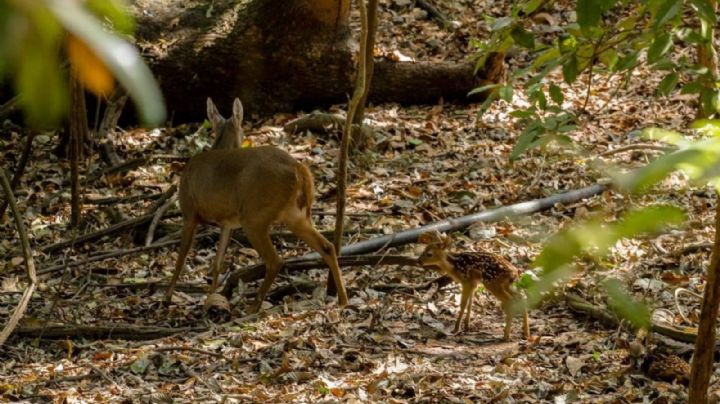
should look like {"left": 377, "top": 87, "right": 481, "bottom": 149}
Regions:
{"left": 85, "top": 192, "right": 164, "bottom": 205}
{"left": 0, "top": 95, "right": 19, "bottom": 120}
{"left": 0, "top": 131, "right": 35, "bottom": 219}
{"left": 600, "top": 143, "right": 674, "bottom": 157}
{"left": 330, "top": 183, "right": 606, "bottom": 258}
{"left": 38, "top": 238, "right": 182, "bottom": 275}
{"left": 145, "top": 193, "right": 178, "bottom": 246}
{"left": 675, "top": 241, "right": 712, "bottom": 257}
{"left": 14, "top": 323, "right": 207, "bottom": 340}
{"left": 223, "top": 255, "right": 418, "bottom": 297}
{"left": 155, "top": 346, "right": 227, "bottom": 359}
{"left": 416, "top": 0, "right": 449, "bottom": 26}
{"left": 40, "top": 213, "right": 157, "bottom": 253}
{"left": 0, "top": 168, "right": 38, "bottom": 346}
{"left": 566, "top": 292, "right": 707, "bottom": 345}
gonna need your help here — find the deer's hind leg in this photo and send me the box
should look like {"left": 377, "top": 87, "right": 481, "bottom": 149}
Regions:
{"left": 286, "top": 216, "right": 349, "bottom": 306}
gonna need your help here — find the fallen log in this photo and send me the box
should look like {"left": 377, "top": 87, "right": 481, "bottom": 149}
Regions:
{"left": 328, "top": 183, "right": 605, "bottom": 258}
{"left": 13, "top": 323, "right": 206, "bottom": 340}
{"left": 566, "top": 292, "right": 706, "bottom": 345}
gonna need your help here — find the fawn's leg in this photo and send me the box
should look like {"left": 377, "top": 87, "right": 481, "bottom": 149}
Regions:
{"left": 454, "top": 285, "right": 472, "bottom": 333}
{"left": 501, "top": 299, "right": 513, "bottom": 341}
{"left": 516, "top": 291, "right": 530, "bottom": 338}
{"left": 245, "top": 226, "right": 282, "bottom": 313}
{"left": 165, "top": 217, "right": 198, "bottom": 303}
{"left": 464, "top": 291, "right": 474, "bottom": 330}
{"left": 287, "top": 218, "right": 349, "bottom": 306}
{"left": 208, "top": 226, "right": 231, "bottom": 294}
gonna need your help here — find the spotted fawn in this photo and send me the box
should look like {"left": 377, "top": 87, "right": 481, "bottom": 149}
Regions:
{"left": 417, "top": 231, "right": 530, "bottom": 340}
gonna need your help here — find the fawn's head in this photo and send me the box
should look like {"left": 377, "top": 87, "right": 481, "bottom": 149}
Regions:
{"left": 418, "top": 230, "right": 451, "bottom": 267}
{"left": 207, "top": 97, "right": 244, "bottom": 150}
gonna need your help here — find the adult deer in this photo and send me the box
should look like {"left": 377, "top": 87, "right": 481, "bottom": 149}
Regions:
{"left": 165, "top": 98, "right": 348, "bottom": 312}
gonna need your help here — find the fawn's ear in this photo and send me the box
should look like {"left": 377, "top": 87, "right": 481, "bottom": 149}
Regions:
{"left": 206, "top": 97, "right": 223, "bottom": 125}
{"left": 441, "top": 233, "right": 451, "bottom": 248}
{"left": 418, "top": 232, "right": 434, "bottom": 244}
{"left": 231, "top": 98, "right": 244, "bottom": 127}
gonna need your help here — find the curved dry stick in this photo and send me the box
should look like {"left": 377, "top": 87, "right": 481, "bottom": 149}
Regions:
{"left": 600, "top": 143, "right": 675, "bottom": 157}
{"left": 0, "top": 168, "right": 38, "bottom": 346}
{"left": 145, "top": 192, "right": 178, "bottom": 246}
{"left": 675, "top": 287, "right": 703, "bottom": 325}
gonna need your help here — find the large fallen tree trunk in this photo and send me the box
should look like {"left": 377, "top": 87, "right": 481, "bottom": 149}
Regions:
{"left": 130, "top": 0, "right": 495, "bottom": 121}
{"left": 223, "top": 183, "right": 607, "bottom": 296}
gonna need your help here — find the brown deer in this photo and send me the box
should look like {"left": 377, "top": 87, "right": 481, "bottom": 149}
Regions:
{"left": 417, "top": 230, "right": 529, "bottom": 340}
{"left": 165, "top": 98, "right": 349, "bottom": 313}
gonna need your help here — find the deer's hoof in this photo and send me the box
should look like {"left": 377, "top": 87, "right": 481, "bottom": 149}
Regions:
{"left": 204, "top": 293, "right": 231, "bottom": 314}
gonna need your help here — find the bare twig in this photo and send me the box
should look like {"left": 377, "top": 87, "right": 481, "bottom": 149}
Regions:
{"left": 145, "top": 193, "right": 178, "bottom": 246}
{"left": 675, "top": 287, "right": 703, "bottom": 325}
{"left": 0, "top": 168, "right": 38, "bottom": 346}
{"left": 0, "top": 131, "right": 35, "bottom": 219}
{"left": 85, "top": 192, "right": 164, "bottom": 205}
{"left": 0, "top": 95, "right": 20, "bottom": 120}
{"left": 600, "top": 143, "right": 674, "bottom": 157}
{"left": 566, "top": 293, "right": 708, "bottom": 344}
{"left": 14, "top": 323, "right": 206, "bottom": 340}
{"left": 155, "top": 346, "right": 227, "bottom": 360}
{"left": 332, "top": 0, "right": 376, "bottom": 295}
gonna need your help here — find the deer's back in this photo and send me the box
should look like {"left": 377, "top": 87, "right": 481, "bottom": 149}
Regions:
{"left": 180, "top": 146, "right": 302, "bottom": 227}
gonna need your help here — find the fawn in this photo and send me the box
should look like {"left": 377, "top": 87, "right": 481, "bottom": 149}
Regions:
{"left": 165, "top": 98, "right": 349, "bottom": 313}
{"left": 417, "top": 231, "right": 529, "bottom": 340}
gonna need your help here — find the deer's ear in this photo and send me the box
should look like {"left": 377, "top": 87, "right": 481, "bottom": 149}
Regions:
{"left": 206, "top": 97, "right": 223, "bottom": 125}
{"left": 232, "top": 98, "right": 244, "bottom": 127}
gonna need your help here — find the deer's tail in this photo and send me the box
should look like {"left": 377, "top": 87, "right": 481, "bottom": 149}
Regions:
{"left": 296, "top": 164, "right": 315, "bottom": 219}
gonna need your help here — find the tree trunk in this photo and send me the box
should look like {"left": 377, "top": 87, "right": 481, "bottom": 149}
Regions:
{"left": 689, "top": 200, "right": 720, "bottom": 403}
{"left": 131, "top": 0, "right": 489, "bottom": 121}
{"left": 68, "top": 73, "right": 88, "bottom": 228}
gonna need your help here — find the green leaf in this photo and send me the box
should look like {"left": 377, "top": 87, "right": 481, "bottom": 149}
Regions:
{"left": 656, "top": 72, "right": 678, "bottom": 96}
{"left": 17, "top": 47, "right": 66, "bottom": 126}
{"left": 85, "top": 0, "right": 134, "bottom": 34}
{"left": 510, "top": 109, "right": 536, "bottom": 119}
{"left": 562, "top": 55, "right": 578, "bottom": 84}
{"left": 46, "top": 1, "right": 165, "bottom": 126}
{"left": 499, "top": 85, "right": 513, "bottom": 102}
{"left": 615, "top": 205, "right": 685, "bottom": 238}
{"left": 621, "top": 148, "right": 704, "bottom": 192}
{"left": 642, "top": 127, "right": 687, "bottom": 145}
{"left": 130, "top": 354, "right": 151, "bottom": 374}
{"left": 510, "top": 127, "right": 540, "bottom": 160}
{"left": 604, "top": 278, "right": 651, "bottom": 330}
{"left": 577, "top": 0, "right": 602, "bottom": 31}
{"left": 647, "top": 32, "right": 673, "bottom": 64}
{"left": 653, "top": 0, "right": 682, "bottom": 28}
{"left": 522, "top": 0, "right": 544, "bottom": 14}
{"left": 468, "top": 83, "right": 501, "bottom": 96}
{"left": 691, "top": 119, "right": 720, "bottom": 137}
{"left": 549, "top": 83, "right": 564, "bottom": 105}
{"left": 676, "top": 28, "right": 705, "bottom": 44}
{"left": 511, "top": 25, "right": 535, "bottom": 49}
{"left": 491, "top": 17, "right": 514, "bottom": 31}
{"left": 690, "top": 0, "right": 717, "bottom": 24}
{"left": 532, "top": 47, "right": 562, "bottom": 69}
{"left": 615, "top": 51, "right": 639, "bottom": 71}
{"left": 598, "top": 49, "right": 618, "bottom": 69}
{"left": 559, "top": 35, "right": 578, "bottom": 54}
{"left": 681, "top": 81, "right": 703, "bottom": 94}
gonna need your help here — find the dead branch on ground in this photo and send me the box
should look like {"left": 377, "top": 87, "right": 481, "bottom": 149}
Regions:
{"left": 0, "top": 168, "right": 38, "bottom": 346}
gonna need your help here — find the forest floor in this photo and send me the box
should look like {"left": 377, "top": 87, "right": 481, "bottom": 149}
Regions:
{"left": 0, "top": 0, "right": 714, "bottom": 402}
